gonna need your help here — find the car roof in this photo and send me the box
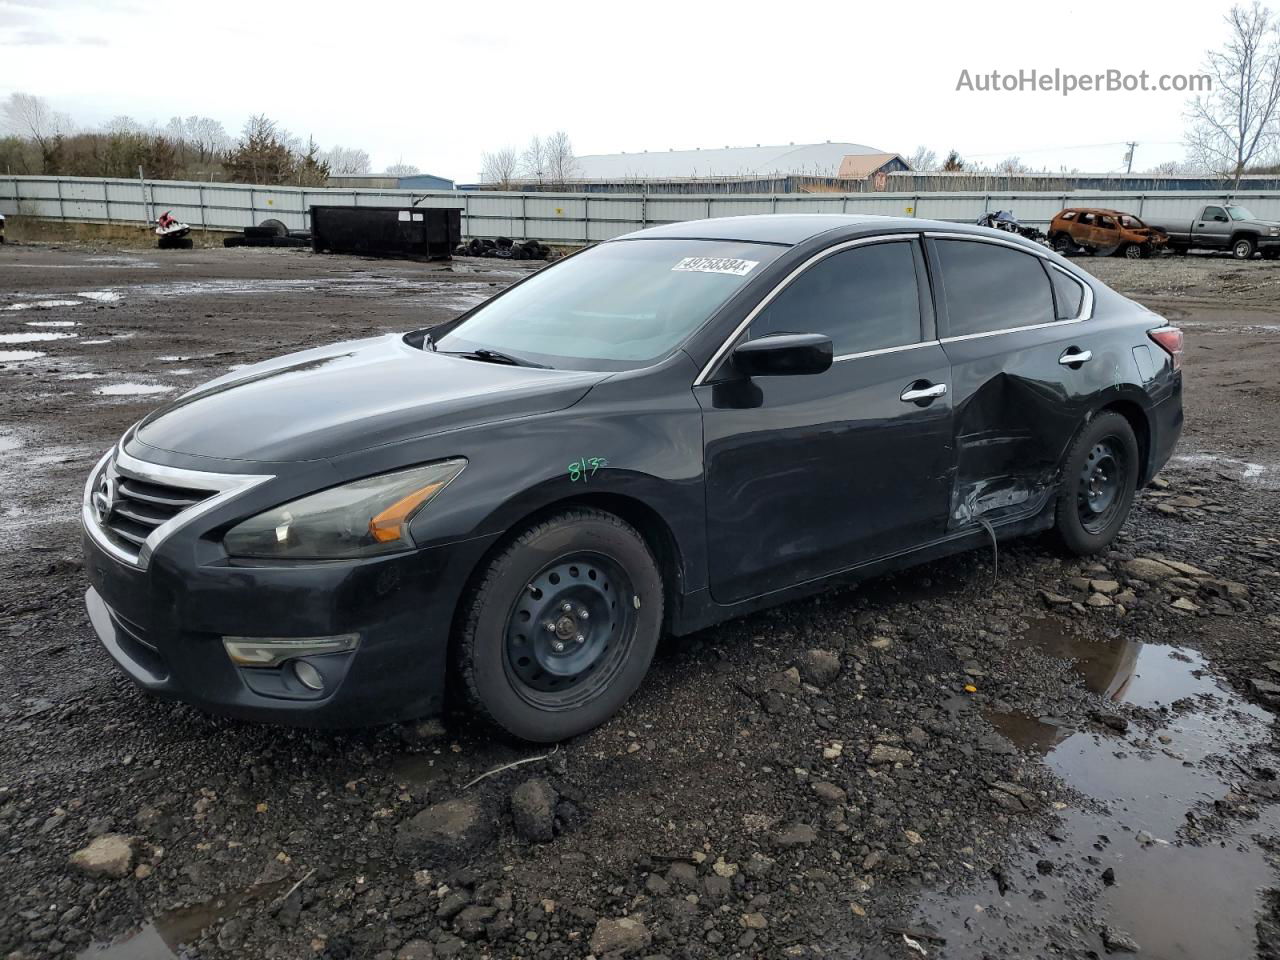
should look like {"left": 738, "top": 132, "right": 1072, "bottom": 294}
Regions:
{"left": 1061, "top": 208, "right": 1134, "bottom": 217}
{"left": 613, "top": 214, "right": 1012, "bottom": 246}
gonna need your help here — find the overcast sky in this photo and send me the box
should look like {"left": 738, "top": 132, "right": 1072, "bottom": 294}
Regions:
{"left": 0, "top": 0, "right": 1246, "bottom": 180}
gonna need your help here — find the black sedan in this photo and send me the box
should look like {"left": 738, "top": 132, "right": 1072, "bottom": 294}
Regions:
{"left": 82, "top": 215, "right": 1184, "bottom": 742}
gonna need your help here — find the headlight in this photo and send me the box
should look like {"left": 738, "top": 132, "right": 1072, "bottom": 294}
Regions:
{"left": 223, "top": 459, "right": 466, "bottom": 559}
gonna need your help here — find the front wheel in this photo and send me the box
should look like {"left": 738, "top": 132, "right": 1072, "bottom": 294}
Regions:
{"left": 1122, "top": 242, "right": 1144, "bottom": 260}
{"left": 1054, "top": 412, "right": 1140, "bottom": 555}
{"left": 1233, "top": 236, "right": 1256, "bottom": 260}
{"left": 1052, "top": 234, "right": 1074, "bottom": 254}
{"left": 457, "top": 509, "right": 664, "bottom": 742}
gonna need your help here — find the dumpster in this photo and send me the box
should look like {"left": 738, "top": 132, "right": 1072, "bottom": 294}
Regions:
{"left": 309, "top": 206, "right": 462, "bottom": 259}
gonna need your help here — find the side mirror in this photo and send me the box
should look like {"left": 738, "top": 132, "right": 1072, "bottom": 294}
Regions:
{"left": 732, "top": 333, "right": 833, "bottom": 377}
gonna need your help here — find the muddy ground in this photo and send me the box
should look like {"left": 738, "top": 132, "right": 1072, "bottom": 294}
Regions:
{"left": 1, "top": 241, "right": 1279, "bottom": 960}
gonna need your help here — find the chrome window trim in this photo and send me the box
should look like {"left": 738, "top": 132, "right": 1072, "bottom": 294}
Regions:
{"left": 693, "top": 234, "right": 917, "bottom": 386}
{"left": 833, "top": 340, "right": 941, "bottom": 363}
{"left": 925, "top": 232, "right": 1095, "bottom": 343}
{"left": 82, "top": 442, "right": 274, "bottom": 569}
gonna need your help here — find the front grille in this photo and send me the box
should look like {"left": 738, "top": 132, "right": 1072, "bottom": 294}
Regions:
{"left": 98, "top": 470, "right": 214, "bottom": 558}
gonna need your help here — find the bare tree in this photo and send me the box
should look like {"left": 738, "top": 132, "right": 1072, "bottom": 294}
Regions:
{"left": 107, "top": 115, "right": 146, "bottom": 136}
{"left": 520, "top": 136, "right": 548, "bottom": 183}
{"left": 906, "top": 146, "right": 937, "bottom": 172}
{"left": 994, "top": 156, "right": 1031, "bottom": 175}
{"left": 322, "top": 146, "right": 371, "bottom": 175}
{"left": 481, "top": 146, "right": 520, "bottom": 187}
{"left": 545, "top": 130, "right": 580, "bottom": 184}
{"left": 1185, "top": 2, "right": 1280, "bottom": 186}
{"left": 385, "top": 162, "right": 420, "bottom": 176}
{"left": 3, "top": 93, "right": 68, "bottom": 151}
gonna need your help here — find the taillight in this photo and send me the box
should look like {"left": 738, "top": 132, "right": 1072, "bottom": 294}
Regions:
{"left": 1148, "top": 326, "right": 1184, "bottom": 371}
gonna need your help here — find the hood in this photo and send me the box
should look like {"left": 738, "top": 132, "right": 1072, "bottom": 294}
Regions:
{"left": 134, "top": 335, "right": 607, "bottom": 462}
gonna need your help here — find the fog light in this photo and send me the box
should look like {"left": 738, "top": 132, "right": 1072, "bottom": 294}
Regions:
{"left": 223, "top": 633, "right": 359, "bottom": 668}
{"left": 292, "top": 660, "right": 324, "bottom": 691}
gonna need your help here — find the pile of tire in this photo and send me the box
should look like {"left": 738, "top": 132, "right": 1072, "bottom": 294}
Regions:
{"left": 224, "top": 219, "right": 312, "bottom": 249}
{"left": 456, "top": 237, "right": 552, "bottom": 260}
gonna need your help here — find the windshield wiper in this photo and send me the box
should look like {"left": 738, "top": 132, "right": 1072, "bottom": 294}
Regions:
{"left": 440, "top": 348, "right": 548, "bottom": 368}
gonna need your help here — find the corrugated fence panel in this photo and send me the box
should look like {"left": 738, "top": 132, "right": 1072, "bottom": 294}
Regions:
{"left": 4, "top": 176, "right": 1280, "bottom": 245}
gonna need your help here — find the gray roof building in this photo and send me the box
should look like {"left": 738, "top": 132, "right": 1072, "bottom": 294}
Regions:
{"left": 570, "top": 142, "right": 902, "bottom": 181}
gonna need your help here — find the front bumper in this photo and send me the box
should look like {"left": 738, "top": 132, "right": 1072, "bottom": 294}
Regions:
{"left": 82, "top": 524, "right": 498, "bottom": 728}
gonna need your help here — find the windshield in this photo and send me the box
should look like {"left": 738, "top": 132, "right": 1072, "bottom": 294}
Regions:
{"left": 1227, "top": 205, "right": 1256, "bottom": 221}
{"left": 434, "top": 238, "right": 784, "bottom": 370}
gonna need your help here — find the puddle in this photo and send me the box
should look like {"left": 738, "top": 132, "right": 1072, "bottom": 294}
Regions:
{"left": 26, "top": 320, "right": 79, "bottom": 328}
{"left": 0, "top": 350, "right": 46, "bottom": 362}
{"left": 76, "top": 879, "right": 286, "bottom": 959}
{"left": 79, "top": 290, "right": 123, "bottom": 302}
{"left": 79, "top": 339, "right": 113, "bottom": 346}
{"left": 914, "top": 617, "right": 1278, "bottom": 959}
{"left": 61, "top": 372, "right": 106, "bottom": 380}
{"left": 0, "top": 435, "right": 19, "bottom": 453}
{"left": 2, "top": 299, "right": 82, "bottom": 311}
{"left": 93, "top": 383, "right": 174, "bottom": 397}
{"left": 0, "top": 332, "right": 76, "bottom": 344}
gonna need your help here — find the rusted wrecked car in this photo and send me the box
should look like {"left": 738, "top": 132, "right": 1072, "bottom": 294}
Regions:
{"left": 1048, "top": 208, "right": 1168, "bottom": 259}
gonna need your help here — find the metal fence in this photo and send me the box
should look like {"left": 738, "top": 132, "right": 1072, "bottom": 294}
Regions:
{"left": 3, "top": 175, "right": 1280, "bottom": 245}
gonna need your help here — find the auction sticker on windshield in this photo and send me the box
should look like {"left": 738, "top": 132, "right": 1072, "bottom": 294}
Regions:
{"left": 671, "top": 257, "right": 759, "bottom": 276}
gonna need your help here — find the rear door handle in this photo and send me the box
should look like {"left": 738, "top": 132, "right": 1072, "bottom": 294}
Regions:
{"left": 1059, "top": 349, "right": 1093, "bottom": 366}
{"left": 900, "top": 382, "right": 947, "bottom": 403}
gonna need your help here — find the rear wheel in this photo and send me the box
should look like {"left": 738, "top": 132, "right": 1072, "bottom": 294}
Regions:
{"left": 1054, "top": 412, "right": 1140, "bottom": 555}
{"left": 457, "top": 509, "right": 663, "bottom": 742}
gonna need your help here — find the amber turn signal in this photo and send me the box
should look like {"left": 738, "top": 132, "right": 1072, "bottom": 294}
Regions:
{"left": 368, "top": 481, "right": 446, "bottom": 543}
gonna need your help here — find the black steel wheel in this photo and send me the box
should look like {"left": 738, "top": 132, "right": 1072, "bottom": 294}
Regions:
{"left": 1076, "top": 439, "right": 1126, "bottom": 535}
{"left": 457, "top": 509, "right": 663, "bottom": 742}
{"left": 504, "top": 553, "right": 636, "bottom": 710}
{"left": 1052, "top": 234, "right": 1074, "bottom": 254}
{"left": 1054, "top": 412, "right": 1140, "bottom": 554}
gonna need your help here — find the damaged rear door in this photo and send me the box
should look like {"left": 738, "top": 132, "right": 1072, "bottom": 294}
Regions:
{"left": 927, "top": 235, "right": 1096, "bottom": 528}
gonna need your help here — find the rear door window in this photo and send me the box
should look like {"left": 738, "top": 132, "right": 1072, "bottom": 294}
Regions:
{"left": 749, "top": 240, "right": 923, "bottom": 356}
{"left": 935, "top": 239, "right": 1056, "bottom": 337}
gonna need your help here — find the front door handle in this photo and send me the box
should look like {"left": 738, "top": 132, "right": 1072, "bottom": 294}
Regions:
{"left": 1059, "top": 348, "right": 1093, "bottom": 366}
{"left": 901, "top": 382, "right": 947, "bottom": 403}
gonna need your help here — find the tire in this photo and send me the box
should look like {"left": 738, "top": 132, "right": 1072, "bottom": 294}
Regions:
{"left": 1052, "top": 234, "right": 1073, "bottom": 254}
{"left": 1054, "top": 412, "right": 1140, "bottom": 555}
{"left": 1122, "top": 242, "right": 1144, "bottom": 260}
{"left": 1263, "top": 249, "right": 1280, "bottom": 261}
{"left": 257, "top": 218, "right": 288, "bottom": 237}
{"left": 457, "top": 509, "right": 664, "bottom": 742}
{"left": 1233, "top": 236, "right": 1256, "bottom": 260}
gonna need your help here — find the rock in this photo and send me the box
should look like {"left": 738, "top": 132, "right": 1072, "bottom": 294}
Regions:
{"left": 1101, "top": 924, "right": 1141, "bottom": 953}
{"left": 766, "top": 667, "right": 802, "bottom": 693}
{"left": 1251, "top": 679, "right": 1280, "bottom": 698}
{"left": 868, "top": 744, "right": 913, "bottom": 766}
{"left": 711, "top": 856, "right": 738, "bottom": 878}
{"left": 742, "top": 852, "right": 776, "bottom": 878}
{"left": 68, "top": 834, "right": 133, "bottom": 877}
{"left": 1086, "top": 593, "right": 1114, "bottom": 608}
{"left": 1170, "top": 597, "right": 1199, "bottom": 612}
{"left": 395, "top": 798, "right": 493, "bottom": 860}
{"left": 1122, "top": 557, "right": 1179, "bottom": 581}
{"left": 812, "top": 781, "right": 847, "bottom": 805}
{"left": 454, "top": 905, "right": 497, "bottom": 940}
{"left": 644, "top": 873, "right": 671, "bottom": 896}
{"left": 589, "top": 916, "right": 651, "bottom": 956}
{"left": 400, "top": 718, "right": 447, "bottom": 743}
{"left": 1040, "top": 590, "right": 1073, "bottom": 607}
{"left": 1090, "top": 579, "right": 1121, "bottom": 595}
{"left": 396, "top": 940, "right": 435, "bottom": 960}
{"left": 869, "top": 636, "right": 894, "bottom": 650}
{"left": 988, "top": 782, "right": 1035, "bottom": 813}
{"left": 1160, "top": 558, "right": 1210, "bottom": 577}
{"left": 1092, "top": 711, "right": 1129, "bottom": 734}
{"left": 1102, "top": 867, "right": 1116, "bottom": 886}
{"left": 797, "top": 649, "right": 841, "bottom": 686}
{"left": 904, "top": 830, "right": 923, "bottom": 845}
{"left": 510, "top": 779, "right": 557, "bottom": 843}
{"left": 774, "top": 822, "right": 818, "bottom": 847}
{"left": 741, "top": 912, "right": 768, "bottom": 929}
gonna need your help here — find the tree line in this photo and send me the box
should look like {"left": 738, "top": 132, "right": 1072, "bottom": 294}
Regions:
{"left": 0, "top": 93, "right": 420, "bottom": 186}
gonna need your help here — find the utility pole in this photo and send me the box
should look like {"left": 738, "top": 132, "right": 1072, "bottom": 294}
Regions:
{"left": 1123, "top": 142, "right": 1138, "bottom": 174}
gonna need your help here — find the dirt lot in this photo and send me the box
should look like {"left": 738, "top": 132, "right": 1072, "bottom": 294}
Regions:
{"left": 1, "top": 242, "right": 1279, "bottom": 960}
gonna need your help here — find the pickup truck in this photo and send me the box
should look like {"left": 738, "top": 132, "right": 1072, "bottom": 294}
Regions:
{"left": 1150, "top": 204, "right": 1280, "bottom": 260}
